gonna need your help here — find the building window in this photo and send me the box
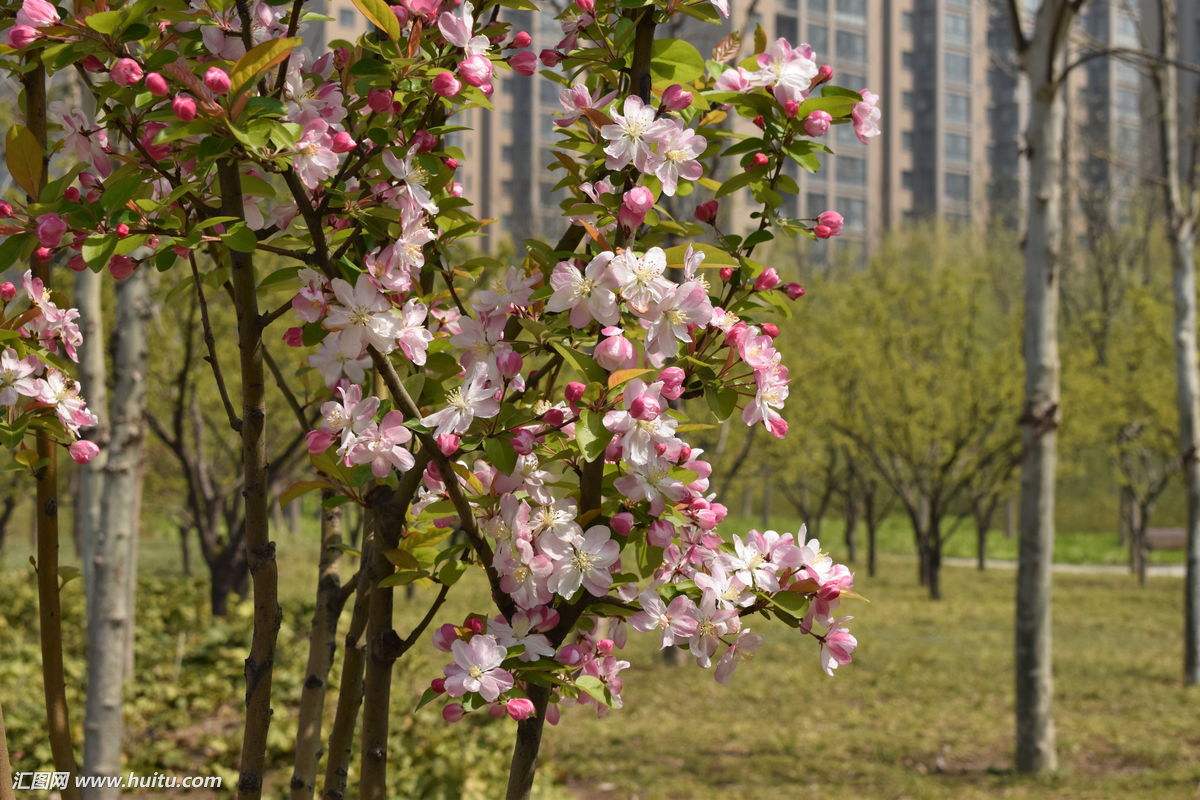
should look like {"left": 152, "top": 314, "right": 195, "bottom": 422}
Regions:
{"left": 539, "top": 81, "right": 560, "bottom": 104}
{"left": 841, "top": 72, "right": 865, "bottom": 89}
{"left": 775, "top": 14, "right": 798, "bottom": 43}
{"left": 839, "top": 156, "right": 866, "bottom": 185}
{"left": 1115, "top": 11, "right": 1139, "bottom": 46}
{"left": 902, "top": 170, "right": 914, "bottom": 190}
{"left": 338, "top": 8, "right": 355, "bottom": 26}
{"left": 902, "top": 91, "right": 914, "bottom": 110}
{"left": 945, "top": 92, "right": 969, "bottom": 123}
{"left": 809, "top": 0, "right": 827, "bottom": 12}
{"left": 1115, "top": 88, "right": 1139, "bottom": 114}
{"left": 902, "top": 10, "right": 913, "bottom": 30}
{"left": 835, "top": 0, "right": 866, "bottom": 21}
{"left": 944, "top": 52, "right": 971, "bottom": 84}
{"left": 808, "top": 24, "right": 828, "bottom": 55}
{"left": 806, "top": 192, "right": 827, "bottom": 217}
{"left": 944, "top": 13, "right": 969, "bottom": 45}
{"left": 902, "top": 131, "right": 914, "bottom": 151}
{"left": 944, "top": 132, "right": 970, "bottom": 163}
{"left": 836, "top": 30, "right": 867, "bottom": 63}
{"left": 835, "top": 123, "right": 860, "bottom": 146}
{"left": 945, "top": 172, "right": 970, "bottom": 201}
{"left": 838, "top": 197, "right": 866, "bottom": 231}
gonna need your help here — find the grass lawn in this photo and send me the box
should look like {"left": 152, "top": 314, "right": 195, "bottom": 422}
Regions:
{"left": 2, "top": 522, "right": 1196, "bottom": 798}
{"left": 537, "top": 558, "right": 1199, "bottom": 799}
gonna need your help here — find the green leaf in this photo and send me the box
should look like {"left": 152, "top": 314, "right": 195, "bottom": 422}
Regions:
{"left": 649, "top": 39, "right": 705, "bottom": 86}
{"left": 483, "top": 436, "right": 518, "bottom": 475}
{"left": 704, "top": 384, "right": 737, "bottom": 421}
{"left": 82, "top": 235, "right": 118, "bottom": 269}
{"left": 84, "top": 9, "right": 125, "bottom": 34}
{"left": 221, "top": 222, "right": 257, "bottom": 253}
{"left": 716, "top": 168, "right": 763, "bottom": 199}
{"left": 229, "top": 37, "right": 304, "bottom": 95}
{"left": 277, "top": 479, "right": 329, "bottom": 508}
{"left": 258, "top": 266, "right": 300, "bottom": 289}
{"left": 348, "top": 0, "right": 400, "bottom": 40}
{"left": 0, "top": 234, "right": 31, "bottom": 272}
{"left": 6, "top": 125, "right": 43, "bottom": 199}
{"left": 549, "top": 341, "right": 607, "bottom": 384}
{"left": 575, "top": 675, "right": 613, "bottom": 707}
{"left": 377, "top": 570, "right": 427, "bottom": 587}
{"left": 575, "top": 409, "right": 609, "bottom": 462}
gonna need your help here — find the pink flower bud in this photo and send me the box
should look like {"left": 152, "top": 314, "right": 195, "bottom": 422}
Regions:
{"left": 506, "top": 697, "right": 536, "bottom": 721}
{"left": 510, "top": 50, "right": 537, "bottom": 76}
{"left": 464, "top": 616, "right": 485, "bottom": 635}
{"left": 204, "top": 66, "right": 231, "bottom": 94}
{"left": 762, "top": 322, "right": 780, "bottom": 338}
{"left": 647, "top": 519, "right": 676, "bottom": 548}
{"left": 575, "top": 0, "right": 595, "bottom": 11}
{"left": 432, "top": 623, "right": 458, "bottom": 651}
{"left": 694, "top": 199, "right": 719, "bottom": 223}
{"left": 7, "top": 25, "right": 39, "bottom": 48}
{"left": 145, "top": 72, "right": 169, "bottom": 96}
{"left": 444, "top": 156, "right": 459, "bottom": 170}
{"left": 659, "top": 366, "right": 685, "bottom": 398}
{"left": 815, "top": 210, "right": 843, "bottom": 238}
{"left": 564, "top": 381, "right": 586, "bottom": 405}
{"left": 594, "top": 332, "right": 635, "bottom": 371}
{"left": 511, "top": 30, "right": 531, "bottom": 48}
{"left": 450, "top": 181, "right": 464, "bottom": 197}
{"left": 115, "top": 222, "right": 130, "bottom": 237}
{"left": 661, "top": 83, "right": 693, "bottom": 111}
{"left": 64, "top": 186, "right": 80, "bottom": 202}
{"left": 725, "top": 321, "right": 751, "bottom": 348}
{"left": 458, "top": 54, "right": 492, "bottom": 87}
{"left": 768, "top": 416, "right": 789, "bottom": 438}
{"left": 34, "top": 246, "right": 51, "bottom": 263}
{"left": 0, "top": 201, "right": 12, "bottom": 218}
{"left": 442, "top": 703, "right": 465, "bottom": 723}
{"left": 69, "top": 440, "right": 100, "bottom": 465}
{"left": 431, "top": 677, "right": 447, "bottom": 695}
{"left": 542, "top": 407, "right": 565, "bottom": 426}
{"left": 604, "top": 438, "right": 623, "bottom": 462}
{"left": 752, "top": 152, "right": 769, "bottom": 167}
{"left": 595, "top": 638, "right": 614, "bottom": 656}
{"left": 81, "top": 55, "right": 105, "bottom": 72}
{"left": 282, "top": 326, "right": 303, "bottom": 347}
{"left": 557, "top": 644, "right": 586, "bottom": 665}
{"left": 815, "top": 64, "right": 834, "bottom": 85}
{"left": 783, "top": 99, "right": 799, "bottom": 117}
{"left": 330, "top": 131, "right": 356, "bottom": 153}
{"left": 432, "top": 70, "right": 462, "bottom": 97}
{"left": 436, "top": 433, "right": 461, "bottom": 456}
{"left": 172, "top": 94, "right": 197, "bottom": 122}
{"left": 110, "top": 58, "right": 143, "bottom": 87}
{"left": 629, "top": 394, "right": 662, "bottom": 421}
{"left": 785, "top": 282, "right": 806, "bottom": 300}
{"left": 19, "top": 0, "right": 59, "bottom": 27}
{"left": 618, "top": 186, "right": 654, "bottom": 229}
{"left": 610, "top": 512, "right": 634, "bottom": 536}
{"left": 411, "top": 129, "right": 438, "bottom": 153}
{"left": 539, "top": 49, "right": 561, "bottom": 67}
{"left": 367, "top": 88, "right": 393, "bottom": 113}
{"left": 511, "top": 427, "right": 537, "bottom": 455}
{"left": 108, "top": 255, "right": 136, "bottom": 280}
{"left": 0, "top": 283, "right": 16, "bottom": 301}
{"left": 718, "top": 267, "right": 734, "bottom": 282}
{"left": 497, "top": 349, "right": 523, "bottom": 379}
{"left": 754, "top": 268, "right": 781, "bottom": 292}
{"left": 804, "top": 110, "right": 832, "bottom": 136}
{"left": 35, "top": 213, "right": 67, "bottom": 248}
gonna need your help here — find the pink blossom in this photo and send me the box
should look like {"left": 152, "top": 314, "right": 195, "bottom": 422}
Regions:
{"left": 819, "top": 617, "right": 857, "bottom": 676}
{"left": 555, "top": 83, "right": 616, "bottom": 126}
{"left": 803, "top": 109, "right": 832, "bottom": 136}
{"left": 442, "top": 703, "right": 465, "bottom": 722}
{"left": 642, "top": 280, "right": 713, "bottom": 367}
{"left": 542, "top": 524, "right": 619, "bottom": 598}
{"left": 603, "top": 380, "right": 676, "bottom": 466}
{"left": 432, "top": 70, "right": 461, "bottom": 97}
{"left": 715, "top": 66, "right": 752, "bottom": 92}
{"left": 346, "top": 410, "right": 414, "bottom": 477}
{"left": 203, "top": 66, "right": 231, "bottom": 94}
{"left": 816, "top": 209, "right": 844, "bottom": 238}
{"left": 754, "top": 268, "right": 781, "bottom": 292}
{"left": 420, "top": 364, "right": 500, "bottom": 436}
{"left": 324, "top": 275, "right": 398, "bottom": 353}
{"left": 7, "top": 25, "right": 39, "bottom": 47}
{"left": 547, "top": 254, "right": 619, "bottom": 328}
{"left": 510, "top": 50, "right": 537, "bottom": 76}
{"left": 16, "top": 0, "right": 58, "bottom": 28}
{"left": 630, "top": 591, "right": 698, "bottom": 648}
{"left": 172, "top": 94, "right": 198, "bottom": 121}
{"left": 600, "top": 95, "right": 668, "bottom": 172}
{"left": 609, "top": 247, "right": 672, "bottom": 313}
{"left": 661, "top": 84, "right": 693, "bottom": 111}
{"left": 646, "top": 123, "right": 705, "bottom": 196}
{"left": 506, "top": 698, "right": 536, "bottom": 720}
{"left": 618, "top": 186, "right": 654, "bottom": 229}
{"left": 35, "top": 214, "right": 67, "bottom": 248}
{"left": 393, "top": 298, "right": 433, "bottom": 365}
{"left": 594, "top": 328, "right": 636, "bottom": 372}
{"left": 0, "top": 348, "right": 39, "bottom": 406}
{"left": 443, "top": 634, "right": 514, "bottom": 702}
{"left": 687, "top": 595, "right": 741, "bottom": 668}
{"left": 489, "top": 611, "right": 555, "bottom": 661}
{"left": 458, "top": 53, "right": 492, "bottom": 87}
{"left": 432, "top": 623, "right": 459, "bottom": 651}
{"left": 852, "top": 90, "right": 882, "bottom": 144}
{"left": 109, "top": 58, "right": 144, "bottom": 87}
{"left": 292, "top": 122, "right": 340, "bottom": 189}
{"left": 715, "top": 630, "right": 763, "bottom": 683}
{"left": 69, "top": 439, "right": 100, "bottom": 465}
{"left": 751, "top": 39, "right": 818, "bottom": 105}
{"left": 145, "top": 72, "right": 168, "bottom": 96}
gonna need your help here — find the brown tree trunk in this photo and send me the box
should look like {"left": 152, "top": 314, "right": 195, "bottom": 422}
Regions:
{"left": 290, "top": 495, "right": 344, "bottom": 800}
{"left": 220, "top": 160, "right": 281, "bottom": 800}
{"left": 321, "top": 551, "right": 372, "bottom": 800}
{"left": 0, "top": 700, "right": 14, "bottom": 800}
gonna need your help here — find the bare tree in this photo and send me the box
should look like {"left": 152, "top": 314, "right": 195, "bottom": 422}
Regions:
{"left": 1006, "top": 0, "right": 1088, "bottom": 774}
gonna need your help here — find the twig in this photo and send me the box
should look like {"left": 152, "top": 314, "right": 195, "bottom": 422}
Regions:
{"left": 188, "top": 252, "right": 242, "bottom": 431}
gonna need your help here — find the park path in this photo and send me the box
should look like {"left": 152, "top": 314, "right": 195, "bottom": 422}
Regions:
{"left": 944, "top": 557, "right": 1185, "bottom": 577}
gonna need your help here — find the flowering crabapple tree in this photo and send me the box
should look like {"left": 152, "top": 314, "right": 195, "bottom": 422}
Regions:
{"left": 0, "top": 0, "right": 880, "bottom": 793}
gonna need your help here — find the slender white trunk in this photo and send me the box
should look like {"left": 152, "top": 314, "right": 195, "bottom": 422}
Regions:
{"left": 74, "top": 235, "right": 108, "bottom": 602}
{"left": 1013, "top": 0, "right": 1079, "bottom": 774}
{"left": 1153, "top": 0, "right": 1200, "bottom": 685}
{"left": 83, "top": 268, "right": 152, "bottom": 798}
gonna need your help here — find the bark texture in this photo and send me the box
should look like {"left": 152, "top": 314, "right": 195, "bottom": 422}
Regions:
{"left": 82, "top": 268, "right": 152, "bottom": 798}
{"left": 220, "top": 161, "right": 281, "bottom": 800}
{"left": 290, "top": 495, "right": 344, "bottom": 800}
{"left": 1152, "top": 0, "right": 1200, "bottom": 685}
{"left": 74, "top": 267, "right": 108, "bottom": 602}
{"left": 0, "top": 700, "right": 13, "bottom": 800}
{"left": 1010, "top": 0, "right": 1078, "bottom": 774}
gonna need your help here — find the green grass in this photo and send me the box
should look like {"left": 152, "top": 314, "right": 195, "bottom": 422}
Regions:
{"left": 3, "top": 523, "right": 1196, "bottom": 798}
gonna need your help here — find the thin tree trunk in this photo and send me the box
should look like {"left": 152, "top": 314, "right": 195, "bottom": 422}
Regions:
{"left": 83, "top": 267, "right": 151, "bottom": 798}
{"left": 0, "top": 700, "right": 13, "bottom": 800}
{"left": 928, "top": 521, "right": 942, "bottom": 601}
{"left": 504, "top": 684, "right": 551, "bottom": 800}
{"left": 1152, "top": 0, "right": 1200, "bottom": 685}
{"left": 864, "top": 489, "right": 878, "bottom": 577}
{"left": 977, "top": 523, "right": 988, "bottom": 571}
{"left": 220, "top": 160, "right": 281, "bottom": 800}
{"left": 321, "top": 547, "right": 373, "bottom": 800}
{"left": 23, "top": 58, "right": 81, "bottom": 800}
{"left": 180, "top": 525, "right": 192, "bottom": 577}
{"left": 74, "top": 267, "right": 108, "bottom": 604}
{"left": 1013, "top": 1, "right": 1076, "bottom": 774}
{"left": 844, "top": 495, "right": 859, "bottom": 563}
{"left": 359, "top": 495, "right": 401, "bottom": 800}
{"left": 290, "top": 494, "right": 344, "bottom": 800}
